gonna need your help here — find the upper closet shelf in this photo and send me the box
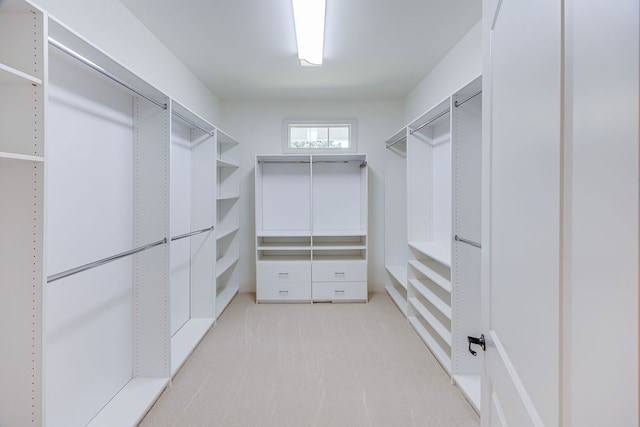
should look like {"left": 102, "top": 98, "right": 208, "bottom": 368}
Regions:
{"left": 217, "top": 159, "right": 239, "bottom": 169}
{"left": 216, "top": 129, "right": 239, "bottom": 145}
{"left": 312, "top": 230, "right": 366, "bottom": 237}
{"left": 409, "top": 242, "right": 451, "bottom": 267}
{"left": 0, "top": 63, "right": 42, "bottom": 85}
{"left": 257, "top": 230, "right": 311, "bottom": 237}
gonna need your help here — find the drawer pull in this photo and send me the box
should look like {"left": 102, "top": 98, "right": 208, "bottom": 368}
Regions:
{"left": 335, "top": 290, "right": 345, "bottom": 293}
{"left": 334, "top": 272, "right": 345, "bottom": 276}
{"left": 278, "top": 272, "right": 289, "bottom": 277}
{"left": 278, "top": 290, "right": 289, "bottom": 294}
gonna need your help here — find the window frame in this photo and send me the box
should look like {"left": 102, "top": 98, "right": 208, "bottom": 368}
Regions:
{"left": 282, "top": 119, "right": 358, "bottom": 153}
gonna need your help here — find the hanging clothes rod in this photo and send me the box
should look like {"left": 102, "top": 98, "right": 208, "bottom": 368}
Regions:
{"left": 386, "top": 136, "right": 406, "bottom": 149}
{"left": 454, "top": 235, "right": 481, "bottom": 249}
{"left": 454, "top": 90, "right": 482, "bottom": 108}
{"left": 409, "top": 108, "right": 451, "bottom": 135}
{"left": 47, "top": 238, "right": 167, "bottom": 283}
{"left": 48, "top": 38, "right": 167, "bottom": 110}
{"left": 171, "top": 226, "right": 214, "bottom": 242}
{"left": 172, "top": 111, "right": 215, "bottom": 136}
{"left": 258, "top": 159, "right": 365, "bottom": 165}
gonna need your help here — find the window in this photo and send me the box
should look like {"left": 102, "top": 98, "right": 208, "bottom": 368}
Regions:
{"left": 283, "top": 120, "right": 357, "bottom": 153}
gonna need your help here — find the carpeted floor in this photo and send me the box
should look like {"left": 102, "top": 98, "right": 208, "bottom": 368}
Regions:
{"left": 139, "top": 292, "right": 479, "bottom": 426}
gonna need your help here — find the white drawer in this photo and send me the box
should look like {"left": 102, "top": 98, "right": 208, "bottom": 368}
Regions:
{"left": 257, "top": 261, "right": 311, "bottom": 283}
{"left": 257, "top": 281, "right": 311, "bottom": 301}
{"left": 312, "top": 261, "right": 366, "bottom": 282}
{"left": 312, "top": 281, "right": 367, "bottom": 302}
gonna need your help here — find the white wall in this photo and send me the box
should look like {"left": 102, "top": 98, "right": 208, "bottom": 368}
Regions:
{"left": 221, "top": 99, "right": 403, "bottom": 293}
{"left": 404, "top": 21, "right": 482, "bottom": 123}
{"left": 32, "top": 0, "right": 221, "bottom": 124}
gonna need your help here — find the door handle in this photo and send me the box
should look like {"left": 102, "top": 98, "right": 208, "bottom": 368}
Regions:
{"left": 468, "top": 334, "right": 486, "bottom": 356}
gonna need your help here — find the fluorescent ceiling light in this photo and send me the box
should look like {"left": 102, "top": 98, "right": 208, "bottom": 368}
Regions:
{"left": 292, "top": 0, "right": 326, "bottom": 66}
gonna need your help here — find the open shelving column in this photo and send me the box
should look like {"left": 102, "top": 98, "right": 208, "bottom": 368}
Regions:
{"left": 169, "top": 101, "right": 217, "bottom": 376}
{"left": 406, "top": 98, "right": 453, "bottom": 374}
{"left": 255, "top": 155, "right": 312, "bottom": 302}
{"left": 0, "top": 1, "right": 45, "bottom": 425}
{"left": 311, "top": 154, "right": 368, "bottom": 302}
{"left": 45, "top": 17, "right": 170, "bottom": 427}
{"left": 450, "top": 76, "right": 482, "bottom": 412}
{"left": 215, "top": 130, "right": 240, "bottom": 314}
{"left": 384, "top": 129, "right": 409, "bottom": 314}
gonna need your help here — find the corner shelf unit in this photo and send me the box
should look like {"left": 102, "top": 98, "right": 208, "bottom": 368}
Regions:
{"left": 215, "top": 129, "right": 240, "bottom": 315}
{"left": 383, "top": 76, "right": 482, "bottom": 414}
{"left": 255, "top": 154, "right": 368, "bottom": 303}
{"left": 0, "top": 4, "right": 242, "bottom": 424}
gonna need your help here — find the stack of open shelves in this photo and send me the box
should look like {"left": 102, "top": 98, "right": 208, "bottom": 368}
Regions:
{"left": 383, "top": 76, "right": 482, "bottom": 414}
{"left": 255, "top": 154, "right": 368, "bottom": 303}
{"left": 406, "top": 98, "right": 453, "bottom": 373}
{"left": 215, "top": 130, "right": 240, "bottom": 315}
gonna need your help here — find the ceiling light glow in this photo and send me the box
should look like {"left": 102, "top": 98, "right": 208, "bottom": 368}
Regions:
{"left": 292, "top": 0, "right": 326, "bottom": 66}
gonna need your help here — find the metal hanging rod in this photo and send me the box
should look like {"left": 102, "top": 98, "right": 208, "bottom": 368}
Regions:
{"left": 385, "top": 136, "right": 406, "bottom": 149}
{"left": 48, "top": 38, "right": 167, "bottom": 110}
{"left": 454, "top": 235, "right": 481, "bottom": 249}
{"left": 409, "top": 108, "right": 451, "bottom": 135}
{"left": 172, "top": 111, "right": 215, "bottom": 136}
{"left": 258, "top": 159, "right": 365, "bottom": 165}
{"left": 47, "top": 238, "right": 167, "bottom": 283}
{"left": 171, "top": 226, "right": 214, "bottom": 242}
{"left": 454, "top": 90, "right": 482, "bottom": 108}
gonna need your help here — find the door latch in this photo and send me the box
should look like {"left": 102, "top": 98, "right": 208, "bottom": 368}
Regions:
{"left": 467, "top": 334, "right": 486, "bottom": 356}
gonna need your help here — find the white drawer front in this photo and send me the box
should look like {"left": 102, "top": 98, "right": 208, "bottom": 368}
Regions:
{"left": 257, "top": 281, "right": 311, "bottom": 301}
{"left": 312, "top": 281, "right": 367, "bottom": 301}
{"left": 257, "top": 261, "right": 311, "bottom": 283}
{"left": 312, "top": 261, "right": 366, "bottom": 282}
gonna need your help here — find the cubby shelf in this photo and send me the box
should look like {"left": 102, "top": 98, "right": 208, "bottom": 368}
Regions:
{"left": 409, "top": 242, "right": 451, "bottom": 268}
{"left": 408, "top": 260, "right": 452, "bottom": 293}
{"left": 0, "top": 62, "right": 42, "bottom": 85}
{"left": 386, "top": 265, "right": 408, "bottom": 290}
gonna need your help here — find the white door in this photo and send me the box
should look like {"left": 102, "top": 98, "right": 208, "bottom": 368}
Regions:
{"left": 480, "top": 0, "right": 562, "bottom": 425}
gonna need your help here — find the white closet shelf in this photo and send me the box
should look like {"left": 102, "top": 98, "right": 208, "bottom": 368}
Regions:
{"left": 409, "top": 278, "right": 451, "bottom": 319}
{"left": 257, "top": 243, "right": 311, "bottom": 251}
{"left": 0, "top": 63, "right": 42, "bottom": 86}
{"left": 409, "top": 242, "right": 451, "bottom": 267}
{"left": 257, "top": 255, "right": 311, "bottom": 262}
{"left": 408, "top": 297, "right": 451, "bottom": 346}
{"left": 386, "top": 265, "right": 408, "bottom": 290}
{"left": 171, "top": 318, "right": 215, "bottom": 375}
{"left": 216, "top": 256, "right": 239, "bottom": 278}
{"left": 216, "top": 130, "right": 239, "bottom": 145}
{"left": 453, "top": 374, "right": 481, "bottom": 413}
{"left": 257, "top": 230, "right": 311, "bottom": 237}
{"left": 386, "top": 285, "right": 408, "bottom": 316}
{"left": 0, "top": 151, "right": 44, "bottom": 162}
{"left": 312, "top": 230, "right": 367, "bottom": 237}
{"left": 217, "top": 194, "right": 239, "bottom": 201}
{"left": 217, "top": 285, "right": 239, "bottom": 316}
{"left": 86, "top": 378, "right": 168, "bottom": 427}
{"left": 407, "top": 316, "right": 451, "bottom": 372}
{"left": 312, "top": 243, "right": 366, "bottom": 250}
{"left": 217, "top": 159, "right": 239, "bottom": 168}
{"left": 313, "top": 254, "right": 366, "bottom": 261}
{"left": 217, "top": 226, "right": 239, "bottom": 241}
{"left": 408, "top": 260, "right": 452, "bottom": 293}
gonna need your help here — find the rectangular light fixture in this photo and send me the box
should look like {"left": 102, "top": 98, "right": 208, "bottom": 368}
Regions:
{"left": 291, "top": 0, "right": 326, "bottom": 66}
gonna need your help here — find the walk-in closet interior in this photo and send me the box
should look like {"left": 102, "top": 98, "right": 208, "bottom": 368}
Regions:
{"left": 1, "top": 0, "right": 638, "bottom": 425}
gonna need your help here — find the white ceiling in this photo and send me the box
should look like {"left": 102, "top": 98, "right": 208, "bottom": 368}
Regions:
{"left": 119, "top": 0, "right": 481, "bottom": 101}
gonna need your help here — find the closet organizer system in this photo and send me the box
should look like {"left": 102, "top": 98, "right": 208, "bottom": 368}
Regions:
{"left": 255, "top": 154, "right": 368, "bottom": 302}
{"left": 0, "top": 1, "right": 240, "bottom": 425}
{"left": 384, "top": 76, "right": 482, "bottom": 412}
